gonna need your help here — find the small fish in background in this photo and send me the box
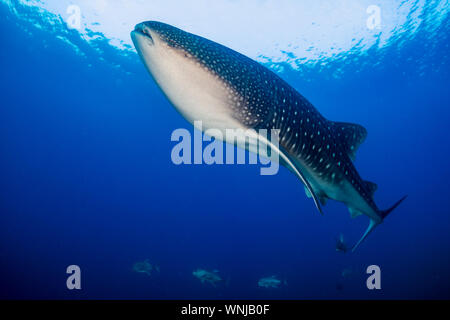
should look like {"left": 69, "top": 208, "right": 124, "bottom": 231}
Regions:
{"left": 192, "top": 269, "right": 222, "bottom": 287}
{"left": 341, "top": 267, "right": 353, "bottom": 278}
{"left": 132, "top": 259, "right": 160, "bottom": 276}
{"left": 335, "top": 233, "right": 348, "bottom": 253}
{"left": 258, "top": 275, "right": 287, "bottom": 288}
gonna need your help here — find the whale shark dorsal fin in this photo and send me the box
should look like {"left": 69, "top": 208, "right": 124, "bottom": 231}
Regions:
{"left": 333, "top": 122, "right": 367, "bottom": 160}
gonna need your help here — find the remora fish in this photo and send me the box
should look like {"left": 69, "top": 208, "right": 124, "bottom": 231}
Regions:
{"left": 131, "top": 21, "right": 406, "bottom": 251}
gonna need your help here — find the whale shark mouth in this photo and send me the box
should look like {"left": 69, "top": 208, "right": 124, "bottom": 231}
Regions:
{"left": 132, "top": 23, "right": 154, "bottom": 45}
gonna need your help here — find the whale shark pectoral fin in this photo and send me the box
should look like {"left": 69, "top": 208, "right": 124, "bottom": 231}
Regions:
{"left": 304, "top": 186, "right": 312, "bottom": 198}
{"left": 304, "top": 186, "right": 328, "bottom": 205}
{"left": 257, "top": 133, "right": 322, "bottom": 214}
{"left": 277, "top": 148, "right": 323, "bottom": 215}
{"left": 351, "top": 218, "right": 380, "bottom": 252}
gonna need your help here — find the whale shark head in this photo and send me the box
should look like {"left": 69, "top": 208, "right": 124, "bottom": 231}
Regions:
{"left": 131, "top": 21, "right": 241, "bottom": 130}
{"left": 131, "top": 21, "right": 189, "bottom": 71}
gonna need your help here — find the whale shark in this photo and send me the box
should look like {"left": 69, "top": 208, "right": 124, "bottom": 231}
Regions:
{"left": 131, "top": 21, "right": 406, "bottom": 251}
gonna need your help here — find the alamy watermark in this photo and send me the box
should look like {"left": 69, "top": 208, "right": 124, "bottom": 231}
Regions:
{"left": 66, "top": 5, "right": 81, "bottom": 30}
{"left": 170, "top": 121, "right": 280, "bottom": 175}
{"left": 366, "top": 264, "right": 381, "bottom": 289}
{"left": 366, "top": 5, "right": 381, "bottom": 30}
{"left": 66, "top": 265, "right": 81, "bottom": 290}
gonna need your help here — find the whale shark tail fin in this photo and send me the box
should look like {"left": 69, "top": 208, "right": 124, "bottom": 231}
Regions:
{"left": 380, "top": 195, "right": 408, "bottom": 219}
{"left": 351, "top": 218, "right": 379, "bottom": 252}
{"left": 351, "top": 195, "right": 407, "bottom": 252}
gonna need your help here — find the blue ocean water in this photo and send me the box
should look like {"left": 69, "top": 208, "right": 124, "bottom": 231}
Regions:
{"left": 0, "top": 1, "right": 449, "bottom": 299}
